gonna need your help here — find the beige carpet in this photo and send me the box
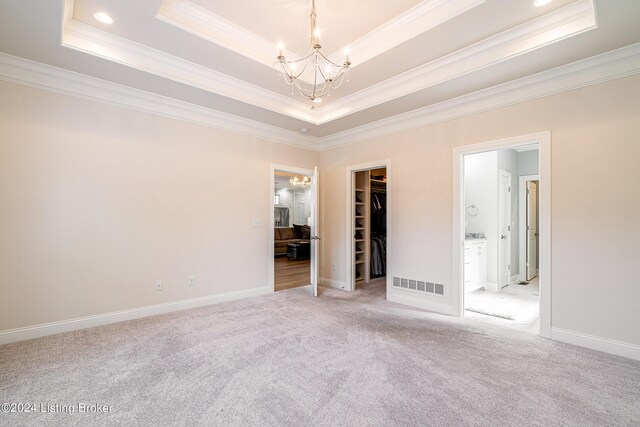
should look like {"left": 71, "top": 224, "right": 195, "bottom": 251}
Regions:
{"left": 1, "top": 282, "right": 639, "bottom": 426}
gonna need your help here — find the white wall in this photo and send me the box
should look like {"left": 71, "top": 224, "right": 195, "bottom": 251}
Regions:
{"left": 464, "top": 151, "right": 498, "bottom": 284}
{"left": 518, "top": 150, "right": 540, "bottom": 176}
{"left": 0, "top": 80, "right": 316, "bottom": 332}
{"left": 319, "top": 74, "right": 640, "bottom": 346}
{"left": 1, "top": 64, "right": 639, "bottom": 355}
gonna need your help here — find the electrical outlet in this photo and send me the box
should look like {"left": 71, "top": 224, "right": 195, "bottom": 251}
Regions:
{"left": 155, "top": 280, "right": 163, "bottom": 291}
{"left": 332, "top": 263, "right": 337, "bottom": 272}
{"left": 188, "top": 276, "right": 196, "bottom": 287}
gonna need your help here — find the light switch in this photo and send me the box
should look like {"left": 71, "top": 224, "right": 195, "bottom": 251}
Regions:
{"left": 251, "top": 218, "right": 263, "bottom": 227}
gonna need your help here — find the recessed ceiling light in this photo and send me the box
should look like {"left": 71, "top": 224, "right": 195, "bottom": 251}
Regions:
{"left": 533, "top": 0, "right": 552, "bottom": 6}
{"left": 93, "top": 12, "right": 114, "bottom": 25}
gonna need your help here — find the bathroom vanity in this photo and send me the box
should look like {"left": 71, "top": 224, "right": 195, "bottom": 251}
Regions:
{"left": 464, "top": 238, "right": 487, "bottom": 293}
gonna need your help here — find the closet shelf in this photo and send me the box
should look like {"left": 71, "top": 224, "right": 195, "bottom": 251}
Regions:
{"left": 355, "top": 260, "right": 365, "bottom": 265}
{"left": 354, "top": 239, "right": 364, "bottom": 242}
{"left": 355, "top": 227, "right": 364, "bottom": 231}
{"left": 355, "top": 188, "right": 364, "bottom": 192}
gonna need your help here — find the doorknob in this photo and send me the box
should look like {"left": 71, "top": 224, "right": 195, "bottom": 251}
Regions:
{"left": 310, "top": 236, "right": 321, "bottom": 240}
{"left": 501, "top": 235, "right": 507, "bottom": 239}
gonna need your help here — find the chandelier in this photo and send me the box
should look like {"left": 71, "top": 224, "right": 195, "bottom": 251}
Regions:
{"left": 290, "top": 176, "right": 311, "bottom": 188}
{"left": 275, "top": 0, "right": 351, "bottom": 105}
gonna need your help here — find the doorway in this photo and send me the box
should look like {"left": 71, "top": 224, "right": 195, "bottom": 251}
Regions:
{"left": 453, "top": 132, "right": 550, "bottom": 338}
{"left": 270, "top": 165, "right": 319, "bottom": 296}
{"left": 345, "top": 161, "right": 391, "bottom": 298}
{"left": 519, "top": 175, "right": 540, "bottom": 282}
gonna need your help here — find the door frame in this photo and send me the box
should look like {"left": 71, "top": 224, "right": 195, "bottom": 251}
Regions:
{"left": 270, "top": 163, "right": 315, "bottom": 293}
{"left": 452, "top": 131, "right": 551, "bottom": 338}
{"left": 519, "top": 174, "right": 540, "bottom": 281}
{"left": 498, "top": 169, "right": 512, "bottom": 289}
{"left": 345, "top": 159, "right": 392, "bottom": 294}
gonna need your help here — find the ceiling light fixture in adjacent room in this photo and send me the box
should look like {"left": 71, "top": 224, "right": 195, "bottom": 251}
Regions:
{"left": 290, "top": 176, "right": 311, "bottom": 188}
{"left": 533, "top": 0, "right": 553, "bottom": 6}
{"left": 93, "top": 12, "right": 114, "bottom": 24}
{"left": 275, "top": 0, "right": 351, "bottom": 105}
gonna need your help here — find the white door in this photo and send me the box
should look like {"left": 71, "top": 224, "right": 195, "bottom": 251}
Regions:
{"left": 310, "top": 166, "right": 320, "bottom": 297}
{"left": 527, "top": 181, "right": 538, "bottom": 280}
{"left": 498, "top": 170, "right": 511, "bottom": 288}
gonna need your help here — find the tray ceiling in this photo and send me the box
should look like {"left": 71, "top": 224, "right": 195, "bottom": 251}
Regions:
{"left": 0, "top": 0, "right": 639, "bottom": 145}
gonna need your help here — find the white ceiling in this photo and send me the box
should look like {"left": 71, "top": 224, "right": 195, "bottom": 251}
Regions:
{"left": 188, "top": 0, "right": 424, "bottom": 57}
{"left": 0, "top": 0, "right": 639, "bottom": 146}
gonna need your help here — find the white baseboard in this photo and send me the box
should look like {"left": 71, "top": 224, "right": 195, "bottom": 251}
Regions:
{"left": 551, "top": 327, "right": 640, "bottom": 361}
{"left": 319, "top": 277, "right": 347, "bottom": 290}
{"left": 388, "top": 291, "right": 457, "bottom": 316}
{"left": 0, "top": 286, "right": 272, "bottom": 346}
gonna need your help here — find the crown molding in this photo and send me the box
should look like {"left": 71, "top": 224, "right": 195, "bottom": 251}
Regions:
{"left": 61, "top": 2, "right": 314, "bottom": 123}
{"left": 326, "top": 0, "right": 485, "bottom": 66}
{"left": 0, "top": 52, "right": 318, "bottom": 151}
{"left": 1, "top": 43, "right": 638, "bottom": 154}
{"left": 317, "top": 42, "right": 640, "bottom": 150}
{"left": 156, "top": 0, "right": 295, "bottom": 73}
{"left": 61, "top": 0, "right": 595, "bottom": 126}
{"left": 315, "top": 0, "right": 597, "bottom": 124}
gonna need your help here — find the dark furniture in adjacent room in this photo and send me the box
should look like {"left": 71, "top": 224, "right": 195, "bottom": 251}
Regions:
{"left": 274, "top": 225, "right": 310, "bottom": 255}
{"left": 287, "top": 241, "right": 310, "bottom": 260}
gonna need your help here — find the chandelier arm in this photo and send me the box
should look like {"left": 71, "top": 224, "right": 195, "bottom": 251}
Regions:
{"left": 275, "top": 57, "right": 312, "bottom": 83}
{"left": 276, "top": 48, "right": 318, "bottom": 81}
{"left": 329, "top": 71, "right": 348, "bottom": 89}
{"left": 288, "top": 49, "right": 317, "bottom": 64}
{"left": 312, "top": 57, "right": 319, "bottom": 99}
{"left": 316, "top": 63, "right": 331, "bottom": 83}
{"left": 315, "top": 50, "right": 348, "bottom": 68}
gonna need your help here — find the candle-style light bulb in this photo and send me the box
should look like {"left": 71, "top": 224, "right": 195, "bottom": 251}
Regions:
{"left": 277, "top": 41, "right": 284, "bottom": 58}
{"left": 344, "top": 47, "right": 350, "bottom": 64}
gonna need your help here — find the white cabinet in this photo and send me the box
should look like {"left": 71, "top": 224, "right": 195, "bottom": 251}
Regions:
{"left": 464, "top": 239, "right": 487, "bottom": 293}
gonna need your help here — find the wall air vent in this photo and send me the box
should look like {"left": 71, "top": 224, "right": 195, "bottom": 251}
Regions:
{"left": 393, "top": 276, "right": 445, "bottom": 296}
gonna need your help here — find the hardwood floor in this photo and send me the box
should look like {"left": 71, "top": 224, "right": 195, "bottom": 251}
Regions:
{"left": 275, "top": 255, "right": 310, "bottom": 291}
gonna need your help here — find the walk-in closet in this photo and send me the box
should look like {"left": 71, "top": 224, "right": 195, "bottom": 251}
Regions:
{"left": 353, "top": 168, "right": 387, "bottom": 288}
